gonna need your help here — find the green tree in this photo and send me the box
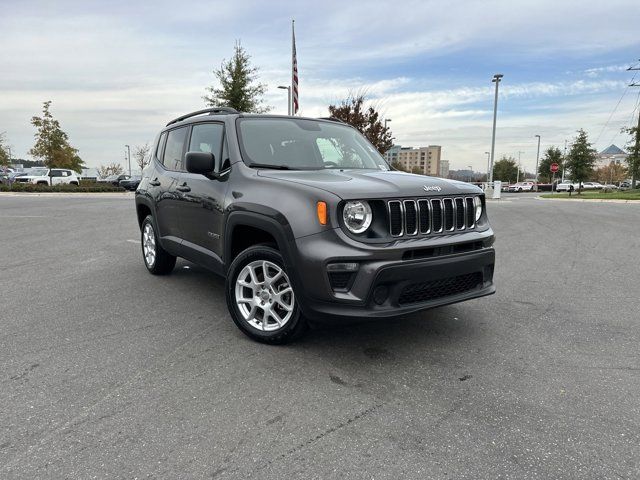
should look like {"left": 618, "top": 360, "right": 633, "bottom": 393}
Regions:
{"left": 537, "top": 146, "right": 563, "bottom": 183}
{"left": 565, "top": 129, "right": 596, "bottom": 193}
{"left": 391, "top": 160, "right": 407, "bottom": 172}
{"left": 203, "top": 41, "right": 270, "bottom": 113}
{"left": 492, "top": 156, "right": 523, "bottom": 183}
{"left": 29, "top": 101, "right": 84, "bottom": 172}
{"left": 0, "top": 132, "right": 10, "bottom": 168}
{"left": 328, "top": 93, "right": 393, "bottom": 154}
{"left": 411, "top": 166, "right": 423, "bottom": 175}
{"left": 622, "top": 124, "right": 639, "bottom": 188}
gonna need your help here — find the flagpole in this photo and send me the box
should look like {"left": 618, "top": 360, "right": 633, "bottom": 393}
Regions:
{"left": 291, "top": 19, "right": 295, "bottom": 116}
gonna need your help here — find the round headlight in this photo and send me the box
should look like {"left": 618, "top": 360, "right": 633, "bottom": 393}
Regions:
{"left": 342, "top": 201, "right": 372, "bottom": 234}
{"left": 473, "top": 196, "right": 483, "bottom": 221}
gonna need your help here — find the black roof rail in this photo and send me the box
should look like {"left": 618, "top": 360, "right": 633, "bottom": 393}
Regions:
{"left": 166, "top": 107, "right": 239, "bottom": 126}
{"left": 318, "top": 117, "right": 346, "bottom": 123}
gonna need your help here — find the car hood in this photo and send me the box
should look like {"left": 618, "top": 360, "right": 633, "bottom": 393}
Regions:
{"left": 256, "top": 169, "right": 482, "bottom": 199}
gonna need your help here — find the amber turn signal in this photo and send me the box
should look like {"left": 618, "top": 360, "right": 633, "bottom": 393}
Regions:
{"left": 316, "top": 201, "right": 327, "bottom": 225}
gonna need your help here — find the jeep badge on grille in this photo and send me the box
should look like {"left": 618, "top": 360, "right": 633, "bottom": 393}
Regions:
{"left": 423, "top": 185, "right": 442, "bottom": 192}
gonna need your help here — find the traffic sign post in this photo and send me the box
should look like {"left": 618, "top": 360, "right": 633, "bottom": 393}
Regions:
{"left": 550, "top": 163, "right": 559, "bottom": 192}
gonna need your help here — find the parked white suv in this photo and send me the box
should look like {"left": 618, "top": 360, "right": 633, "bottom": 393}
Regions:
{"left": 13, "top": 168, "right": 80, "bottom": 186}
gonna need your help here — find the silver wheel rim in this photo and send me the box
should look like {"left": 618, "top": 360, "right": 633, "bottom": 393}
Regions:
{"left": 234, "top": 260, "right": 295, "bottom": 332}
{"left": 142, "top": 223, "right": 156, "bottom": 267}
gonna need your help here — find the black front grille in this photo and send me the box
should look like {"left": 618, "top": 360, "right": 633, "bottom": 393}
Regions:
{"left": 398, "top": 272, "right": 483, "bottom": 305}
{"left": 387, "top": 196, "right": 478, "bottom": 237}
{"left": 389, "top": 201, "right": 403, "bottom": 236}
{"left": 404, "top": 201, "right": 417, "bottom": 235}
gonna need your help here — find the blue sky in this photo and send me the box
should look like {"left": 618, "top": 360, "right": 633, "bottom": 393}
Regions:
{"left": 1, "top": 0, "right": 639, "bottom": 171}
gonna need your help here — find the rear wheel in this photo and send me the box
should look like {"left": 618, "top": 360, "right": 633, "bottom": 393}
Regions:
{"left": 225, "top": 246, "right": 307, "bottom": 344}
{"left": 141, "top": 215, "right": 176, "bottom": 275}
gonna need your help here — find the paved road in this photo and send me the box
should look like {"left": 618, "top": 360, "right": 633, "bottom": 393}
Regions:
{"left": 1, "top": 193, "right": 638, "bottom": 479}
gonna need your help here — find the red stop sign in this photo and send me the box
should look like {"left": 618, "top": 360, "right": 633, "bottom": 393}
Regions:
{"left": 550, "top": 163, "right": 559, "bottom": 173}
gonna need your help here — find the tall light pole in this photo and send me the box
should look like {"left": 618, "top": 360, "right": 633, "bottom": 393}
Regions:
{"left": 562, "top": 139, "right": 567, "bottom": 182}
{"left": 534, "top": 135, "right": 541, "bottom": 183}
{"left": 125, "top": 145, "right": 131, "bottom": 176}
{"left": 516, "top": 150, "right": 524, "bottom": 183}
{"left": 488, "top": 73, "right": 503, "bottom": 185}
{"left": 278, "top": 85, "right": 291, "bottom": 115}
{"left": 484, "top": 152, "right": 490, "bottom": 181}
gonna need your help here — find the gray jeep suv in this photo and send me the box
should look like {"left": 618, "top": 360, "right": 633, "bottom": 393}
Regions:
{"left": 135, "top": 107, "right": 495, "bottom": 343}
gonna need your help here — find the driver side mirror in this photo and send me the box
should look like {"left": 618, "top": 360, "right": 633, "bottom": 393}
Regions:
{"left": 185, "top": 151, "right": 218, "bottom": 176}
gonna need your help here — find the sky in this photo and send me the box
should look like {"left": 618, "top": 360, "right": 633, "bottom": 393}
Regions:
{"left": 1, "top": 0, "right": 640, "bottom": 172}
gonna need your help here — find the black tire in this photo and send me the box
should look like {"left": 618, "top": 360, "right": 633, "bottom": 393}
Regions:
{"left": 225, "top": 245, "right": 307, "bottom": 344}
{"left": 141, "top": 215, "right": 176, "bottom": 275}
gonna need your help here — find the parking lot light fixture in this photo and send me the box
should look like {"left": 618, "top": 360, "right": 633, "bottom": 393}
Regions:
{"left": 278, "top": 86, "right": 291, "bottom": 115}
{"left": 488, "top": 74, "right": 503, "bottom": 186}
{"left": 534, "top": 135, "right": 541, "bottom": 183}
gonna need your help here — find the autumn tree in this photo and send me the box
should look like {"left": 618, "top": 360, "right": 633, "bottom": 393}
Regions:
{"left": 492, "top": 156, "right": 524, "bottom": 183}
{"left": 204, "top": 41, "right": 270, "bottom": 113}
{"left": 537, "top": 146, "right": 563, "bottom": 183}
{"left": 390, "top": 160, "right": 407, "bottom": 172}
{"left": 565, "top": 129, "right": 596, "bottom": 193}
{"left": 594, "top": 162, "right": 627, "bottom": 184}
{"left": 133, "top": 143, "right": 151, "bottom": 171}
{"left": 29, "top": 101, "right": 84, "bottom": 172}
{"left": 0, "top": 132, "right": 10, "bottom": 168}
{"left": 328, "top": 93, "right": 393, "bottom": 154}
{"left": 98, "top": 163, "right": 124, "bottom": 177}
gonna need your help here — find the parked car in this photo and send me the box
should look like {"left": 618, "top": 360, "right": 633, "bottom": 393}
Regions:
{"left": 97, "top": 174, "right": 131, "bottom": 186}
{"left": 508, "top": 182, "right": 536, "bottom": 192}
{"left": 582, "top": 182, "right": 603, "bottom": 190}
{"left": 119, "top": 175, "right": 141, "bottom": 191}
{"left": 12, "top": 168, "right": 79, "bottom": 186}
{"left": 556, "top": 181, "right": 579, "bottom": 192}
{"left": 135, "top": 107, "right": 496, "bottom": 344}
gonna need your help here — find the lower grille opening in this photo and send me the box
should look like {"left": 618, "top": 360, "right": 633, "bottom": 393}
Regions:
{"left": 328, "top": 271, "right": 355, "bottom": 291}
{"left": 398, "top": 272, "right": 483, "bottom": 305}
{"left": 402, "top": 242, "right": 484, "bottom": 261}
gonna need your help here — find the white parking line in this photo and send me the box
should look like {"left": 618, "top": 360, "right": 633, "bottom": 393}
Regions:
{"left": 126, "top": 239, "right": 140, "bottom": 244}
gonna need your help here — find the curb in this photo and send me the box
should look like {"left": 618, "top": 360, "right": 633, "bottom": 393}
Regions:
{"left": 537, "top": 196, "right": 640, "bottom": 204}
{"left": 0, "top": 192, "right": 133, "bottom": 198}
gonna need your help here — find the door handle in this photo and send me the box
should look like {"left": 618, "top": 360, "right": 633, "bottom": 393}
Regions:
{"left": 149, "top": 178, "right": 161, "bottom": 186}
{"left": 176, "top": 183, "right": 191, "bottom": 192}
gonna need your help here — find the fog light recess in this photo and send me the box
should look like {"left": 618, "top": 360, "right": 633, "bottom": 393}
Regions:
{"left": 373, "top": 285, "right": 389, "bottom": 305}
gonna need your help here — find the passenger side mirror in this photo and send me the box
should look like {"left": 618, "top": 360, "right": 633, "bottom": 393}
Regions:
{"left": 185, "top": 151, "right": 217, "bottom": 176}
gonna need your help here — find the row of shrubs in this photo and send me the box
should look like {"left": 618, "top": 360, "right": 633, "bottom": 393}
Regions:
{"left": 0, "top": 182, "right": 126, "bottom": 193}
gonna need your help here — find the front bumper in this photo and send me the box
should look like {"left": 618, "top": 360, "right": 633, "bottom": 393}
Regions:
{"left": 288, "top": 227, "right": 495, "bottom": 323}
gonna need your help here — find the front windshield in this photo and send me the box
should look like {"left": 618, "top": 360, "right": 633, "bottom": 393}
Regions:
{"left": 237, "top": 118, "right": 390, "bottom": 170}
{"left": 29, "top": 168, "right": 48, "bottom": 176}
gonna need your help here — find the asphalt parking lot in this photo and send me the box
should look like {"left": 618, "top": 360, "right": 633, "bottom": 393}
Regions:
{"left": 1, "top": 193, "right": 639, "bottom": 479}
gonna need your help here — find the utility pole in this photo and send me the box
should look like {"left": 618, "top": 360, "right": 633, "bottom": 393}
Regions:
{"left": 562, "top": 139, "right": 567, "bottom": 182}
{"left": 488, "top": 74, "right": 503, "bottom": 187}
{"left": 516, "top": 151, "right": 524, "bottom": 183}
{"left": 534, "top": 135, "right": 541, "bottom": 183}
{"left": 628, "top": 61, "right": 640, "bottom": 188}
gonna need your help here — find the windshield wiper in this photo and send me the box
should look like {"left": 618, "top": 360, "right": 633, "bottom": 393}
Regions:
{"left": 248, "top": 163, "right": 296, "bottom": 170}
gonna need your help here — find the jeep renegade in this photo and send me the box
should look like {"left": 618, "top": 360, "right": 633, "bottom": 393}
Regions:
{"left": 135, "top": 107, "right": 495, "bottom": 343}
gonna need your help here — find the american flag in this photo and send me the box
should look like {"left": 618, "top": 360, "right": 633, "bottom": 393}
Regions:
{"left": 291, "top": 20, "right": 299, "bottom": 115}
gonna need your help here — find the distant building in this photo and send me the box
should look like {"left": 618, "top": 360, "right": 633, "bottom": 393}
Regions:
{"left": 384, "top": 145, "right": 442, "bottom": 176}
{"left": 597, "top": 144, "right": 627, "bottom": 166}
{"left": 439, "top": 160, "right": 449, "bottom": 178}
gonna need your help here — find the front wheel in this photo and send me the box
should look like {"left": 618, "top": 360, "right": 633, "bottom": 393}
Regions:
{"left": 225, "top": 246, "right": 307, "bottom": 344}
{"left": 141, "top": 215, "right": 176, "bottom": 275}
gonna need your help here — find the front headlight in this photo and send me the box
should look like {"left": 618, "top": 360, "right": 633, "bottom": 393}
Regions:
{"left": 342, "top": 200, "right": 372, "bottom": 234}
{"left": 473, "top": 196, "right": 482, "bottom": 221}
